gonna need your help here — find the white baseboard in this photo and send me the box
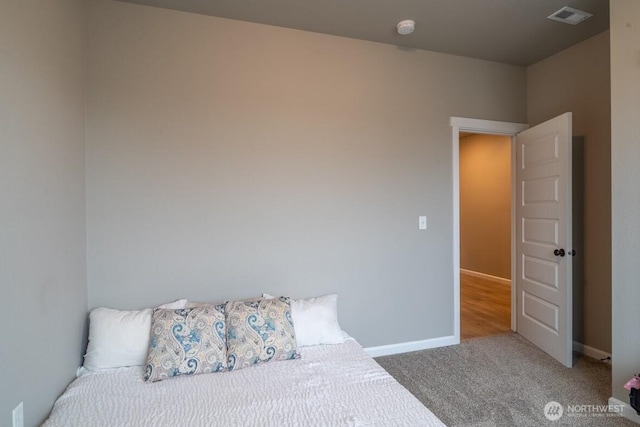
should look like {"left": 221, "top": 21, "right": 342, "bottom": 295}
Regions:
{"left": 365, "top": 335, "right": 458, "bottom": 358}
{"left": 460, "top": 269, "right": 511, "bottom": 286}
{"left": 609, "top": 397, "right": 640, "bottom": 424}
{"left": 573, "top": 341, "right": 611, "bottom": 361}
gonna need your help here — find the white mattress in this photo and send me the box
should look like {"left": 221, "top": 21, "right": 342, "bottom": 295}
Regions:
{"left": 44, "top": 339, "right": 445, "bottom": 427}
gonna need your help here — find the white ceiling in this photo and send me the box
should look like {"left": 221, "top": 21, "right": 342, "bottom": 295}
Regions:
{"left": 117, "top": 0, "right": 609, "bottom": 66}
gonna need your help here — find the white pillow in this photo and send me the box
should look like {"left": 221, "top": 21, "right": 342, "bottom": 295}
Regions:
{"left": 83, "top": 300, "right": 187, "bottom": 371}
{"left": 83, "top": 307, "right": 152, "bottom": 371}
{"left": 263, "top": 293, "right": 345, "bottom": 347}
{"left": 157, "top": 299, "right": 188, "bottom": 309}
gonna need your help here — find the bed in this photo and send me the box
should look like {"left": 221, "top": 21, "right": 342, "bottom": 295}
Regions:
{"left": 43, "top": 296, "right": 445, "bottom": 426}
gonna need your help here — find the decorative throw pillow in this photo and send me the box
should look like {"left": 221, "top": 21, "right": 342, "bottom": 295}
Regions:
{"left": 144, "top": 305, "right": 227, "bottom": 382}
{"left": 263, "top": 293, "right": 346, "bottom": 347}
{"left": 224, "top": 297, "right": 299, "bottom": 371}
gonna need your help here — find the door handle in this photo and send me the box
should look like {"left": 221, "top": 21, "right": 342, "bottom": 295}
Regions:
{"left": 554, "top": 248, "right": 566, "bottom": 257}
{"left": 568, "top": 249, "right": 576, "bottom": 256}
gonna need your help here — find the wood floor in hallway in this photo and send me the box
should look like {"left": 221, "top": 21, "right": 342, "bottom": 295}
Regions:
{"left": 461, "top": 271, "right": 511, "bottom": 341}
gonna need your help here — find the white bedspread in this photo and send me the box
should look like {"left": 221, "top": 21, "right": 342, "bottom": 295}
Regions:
{"left": 44, "top": 339, "right": 445, "bottom": 427}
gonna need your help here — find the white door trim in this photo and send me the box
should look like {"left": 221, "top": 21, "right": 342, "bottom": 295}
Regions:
{"left": 450, "top": 117, "right": 529, "bottom": 343}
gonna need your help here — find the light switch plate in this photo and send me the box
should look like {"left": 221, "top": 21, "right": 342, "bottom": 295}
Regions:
{"left": 12, "top": 402, "right": 23, "bottom": 427}
{"left": 419, "top": 216, "right": 427, "bottom": 230}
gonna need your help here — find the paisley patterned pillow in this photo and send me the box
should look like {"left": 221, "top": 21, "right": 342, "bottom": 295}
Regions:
{"left": 224, "top": 296, "right": 299, "bottom": 371}
{"left": 144, "top": 305, "right": 227, "bottom": 382}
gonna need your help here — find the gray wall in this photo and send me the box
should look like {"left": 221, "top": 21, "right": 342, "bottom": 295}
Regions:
{"left": 0, "top": 1, "right": 87, "bottom": 426}
{"left": 611, "top": 0, "right": 640, "bottom": 415}
{"left": 85, "top": 0, "right": 526, "bottom": 347}
{"left": 526, "top": 31, "right": 611, "bottom": 353}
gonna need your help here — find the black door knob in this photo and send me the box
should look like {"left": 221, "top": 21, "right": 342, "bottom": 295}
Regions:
{"left": 554, "top": 248, "right": 566, "bottom": 257}
{"left": 568, "top": 249, "right": 576, "bottom": 256}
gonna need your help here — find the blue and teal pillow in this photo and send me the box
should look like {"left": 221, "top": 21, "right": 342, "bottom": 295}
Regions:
{"left": 224, "top": 296, "right": 299, "bottom": 371}
{"left": 144, "top": 305, "right": 227, "bottom": 382}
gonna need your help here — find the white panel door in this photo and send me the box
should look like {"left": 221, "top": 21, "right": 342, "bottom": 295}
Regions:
{"left": 516, "top": 112, "right": 573, "bottom": 367}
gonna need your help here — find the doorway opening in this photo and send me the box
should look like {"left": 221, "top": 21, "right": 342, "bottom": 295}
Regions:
{"left": 450, "top": 117, "right": 528, "bottom": 343}
{"left": 459, "top": 132, "right": 512, "bottom": 340}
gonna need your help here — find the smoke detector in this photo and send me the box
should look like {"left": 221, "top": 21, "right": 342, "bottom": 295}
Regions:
{"left": 547, "top": 6, "right": 593, "bottom": 25}
{"left": 397, "top": 20, "right": 415, "bottom": 35}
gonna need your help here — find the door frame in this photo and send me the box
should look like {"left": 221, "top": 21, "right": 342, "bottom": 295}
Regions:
{"left": 450, "top": 117, "right": 529, "bottom": 342}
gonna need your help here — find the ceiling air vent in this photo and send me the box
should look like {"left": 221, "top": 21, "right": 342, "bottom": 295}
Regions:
{"left": 547, "top": 6, "right": 593, "bottom": 25}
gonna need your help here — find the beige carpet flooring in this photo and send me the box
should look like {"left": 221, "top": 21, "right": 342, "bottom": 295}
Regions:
{"left": 376, "top": 333, "right": 634, "bottom": 426}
